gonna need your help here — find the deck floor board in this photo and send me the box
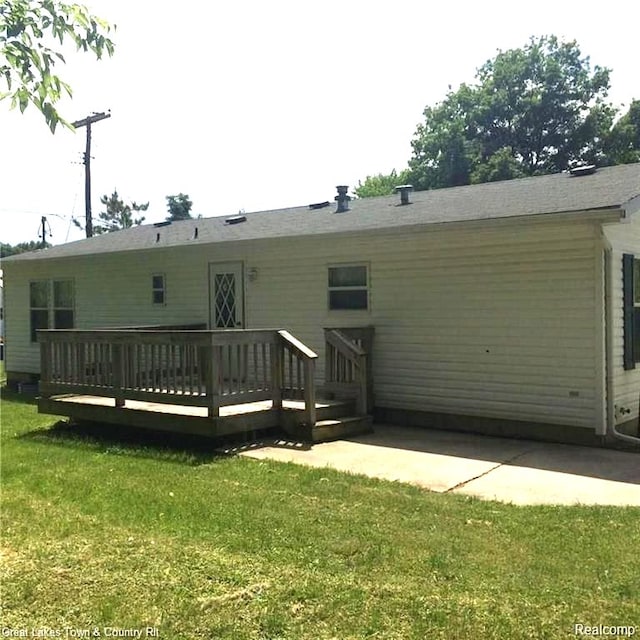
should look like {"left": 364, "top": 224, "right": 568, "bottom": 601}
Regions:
{"left": 48, "top": 394, "right": 337, "bottom": 418}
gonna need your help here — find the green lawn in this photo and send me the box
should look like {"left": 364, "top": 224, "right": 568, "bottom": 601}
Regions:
{"left": 1, "top": 387, "right": 639, "bottom": 639}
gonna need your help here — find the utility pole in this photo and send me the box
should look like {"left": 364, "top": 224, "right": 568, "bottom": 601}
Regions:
{"left": 39, "top": 216, "right": 49, "bottom": 248}
{"left": 72, "top": 111, "right": 111, "bottom": 238}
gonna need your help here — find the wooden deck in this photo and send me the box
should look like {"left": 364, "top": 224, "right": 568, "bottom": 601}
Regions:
{"left": 39, "top": 394, "right": 353, "bottom": 440}
{"left": 37, "top": 326, "right": 374, "bottom": 443}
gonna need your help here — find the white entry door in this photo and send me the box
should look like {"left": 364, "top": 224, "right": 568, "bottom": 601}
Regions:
{"left": 209, "top": 262, "right": 245, "bottom": 329}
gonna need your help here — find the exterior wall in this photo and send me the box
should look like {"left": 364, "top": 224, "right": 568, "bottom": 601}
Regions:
{"left": 603, "top": 216, "right": 640, "bottom": 427}
{"left": 4, "top": 216, "right": 604, "bottom": 431}
{"left": 0, "top": 277, "right": 4, "bottom": 344}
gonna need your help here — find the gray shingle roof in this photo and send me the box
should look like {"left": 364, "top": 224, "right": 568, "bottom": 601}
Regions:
{"left": 6, "top": 163, "right": 640, "bottom": 262}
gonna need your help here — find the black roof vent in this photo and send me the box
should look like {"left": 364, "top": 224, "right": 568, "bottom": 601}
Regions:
{"left": 154, "top": 220, "right": 172, "bottom": 227}
{"left": 335, "top": 185, "right": 350, "bottom": 213}
{"left": 395, "top": 184, "right": 413, "bottom": 205}
{"left": 309, "top": 201, "right": 330, "bottom": 210}
{"left": 569, "top": 164, "right": 597, "bottom": 177}
{"left": 225, "top": 214, "right": 247, "bottom": 225}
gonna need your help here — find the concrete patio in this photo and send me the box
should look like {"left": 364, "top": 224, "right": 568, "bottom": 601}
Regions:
{"left": 237, "top": 424, "right": 640, "bottom": 506}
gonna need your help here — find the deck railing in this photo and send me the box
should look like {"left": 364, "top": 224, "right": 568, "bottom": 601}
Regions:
{"left": 323, "top": 326, "right": 374, "bottom": 415}
{"left": 38, "top": 328, "right": 318, "bottom": 425}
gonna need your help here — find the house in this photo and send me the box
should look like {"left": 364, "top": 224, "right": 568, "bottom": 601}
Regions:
{"left": 3, "top": 163, "right": 640, "bottom": 446}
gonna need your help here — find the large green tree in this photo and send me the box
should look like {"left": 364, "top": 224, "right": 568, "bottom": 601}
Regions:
{"left": 0, "top": 0, "right": 115, "bottom": 132}
{"left": 603, "top": 100, "right": 640, "bottom": 165}
{"left": 409, "top": 36, "right": 616, "bottom": 189}
{"left": 165, "top": 193, "right": 193, "bottom": 221}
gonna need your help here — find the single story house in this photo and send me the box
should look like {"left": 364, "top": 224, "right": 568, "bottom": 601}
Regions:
{"left": 3, "top": 163, "right": 640, "bottom": 446}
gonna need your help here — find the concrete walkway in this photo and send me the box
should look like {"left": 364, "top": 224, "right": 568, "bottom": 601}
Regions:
{"left": 239, "top": 424, "right": 640, "bottom": 506}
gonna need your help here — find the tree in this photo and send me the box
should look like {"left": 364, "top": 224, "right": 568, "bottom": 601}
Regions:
{"left": 0, "top": 0, "right": 115, "bottom": 132}
{"left": 409, "top": 87, "right": 478, "bottom": 190}
{"left": 409, "top": 36, "right": 616, "bottom": 189}
{"left": 0, "top": 240, "right": 49, "bottom": 256}
{"left": 603, "top": 100, "right": 640, "bottom": 165}
{"left": 165, "top": 193, "right": 193, "bottom": 221}
{"left": 72, "top": 190, "right": 148, "bottom": 234}
{"left": 94, "top": 190, "right": 148, "bottom": 234}
{"left": 354, "top": 168, "right": 412, "bottom": 198}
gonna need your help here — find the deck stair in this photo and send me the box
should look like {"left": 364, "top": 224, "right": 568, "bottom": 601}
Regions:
{"left": 282, "top": 396, "right": 373, "bottom": 442}
{"left": 308, "top": 326, "right": 375, "bottom": 442}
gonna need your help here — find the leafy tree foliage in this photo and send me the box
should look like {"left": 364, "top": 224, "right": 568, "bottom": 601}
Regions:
{"left": 354, "top": 169, "right": 412, "bottom": 198}
{"left": 604, "top": 100, "right": 640, "bottom": 165}
{"left": 409, "top": 36, "right": 617, "bottom": 189}
{"left": 72, "top": 190, "right": 148, "bottom": 234}
{"left": 0, "top": 240, "right": 49, "bottom": 256}
{"left": 165, "top": 193, "right": 193, "bottom": 221}
{"left": 0, "top": 0, "right": 115, "bottom": 132}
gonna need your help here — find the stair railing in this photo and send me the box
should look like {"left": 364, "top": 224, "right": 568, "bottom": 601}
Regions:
{"left": 323, "top": 327, "right": 374, "bottom": 415}
{"left": 278, "top": 330, "right": 318, "bottom": 426}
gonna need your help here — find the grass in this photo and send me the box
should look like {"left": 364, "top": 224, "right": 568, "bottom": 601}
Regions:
{"left": 1, "top": 386, "right": 639, "bottom": 639}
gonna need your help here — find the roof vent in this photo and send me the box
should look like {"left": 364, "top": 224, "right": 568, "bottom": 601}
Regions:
{"left": 309, "top": 201, "right": 330, "bottom": 210}
{"left": 335, "top": 185, "right": 350, "bottom": 213}
{"left": 395, "top": 184, "right": 413, "bottom": 205}
{"left": 569, "top": 164, "right": 597, "bottom": 177}
{"left": 154, "top": 220, "right": 172, "bottom": 227}
{"left": 225, "top": 214, "right": 246, "bottom": 225}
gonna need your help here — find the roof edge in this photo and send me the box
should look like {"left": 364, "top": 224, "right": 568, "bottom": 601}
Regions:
{"left": 622, "top": 194, "right": 640, "bottom": 219}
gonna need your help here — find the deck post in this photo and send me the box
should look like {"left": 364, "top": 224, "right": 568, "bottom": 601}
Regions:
{"left": 206, "top": 338, "right": 221, "bottom": 419}
{"left": 303, "top": 357, "right": 316, "bottom": 427}
{"left": 38, "top": 332, "right": 52, "bottom": 398}
{"left": 357, "top": 353, "right": 367, "bottom": 416}
{"left": 112, "top": 343, "right": 125, "bottom": 407}
{"left": 271, "top": 340, "right": 283, "bottom": 411}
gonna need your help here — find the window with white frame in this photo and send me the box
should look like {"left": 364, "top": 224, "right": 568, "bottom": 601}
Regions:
{"left": 328, "top": 265, "right": 369, "bottom": 311}
{"left": 152, "top": 274, "right": 166, "bottom": 304}
{"left": 30, "top": 279, "right": 75, "bottom": 342}
{"left": 30, "top": 280, "right": 49, "bottom": 342}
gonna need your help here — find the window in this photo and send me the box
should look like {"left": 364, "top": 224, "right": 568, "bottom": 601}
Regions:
{"left": 30, "top": 280, "right": 75, "bottom": 342}
{"left": 53, "top": 280, "right": 74, "bottom": 329}
{"left": 328, "top": 265, "right": 369, "bottom": 310}
{"left": 622, "top": 254, "right": 640, "bottom": 370}
{"left": 30, "top": 281, "right": 49, "bottom": 342}
{"left": 152, "top": 274, "right": 166, "bottom": 304}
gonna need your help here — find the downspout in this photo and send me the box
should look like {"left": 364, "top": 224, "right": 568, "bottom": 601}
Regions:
{"left": 601, "top": 230, "right": 640, "bottom": 445}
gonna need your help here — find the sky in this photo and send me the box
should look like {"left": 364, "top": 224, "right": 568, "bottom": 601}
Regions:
{"left": 1, "top": 0, "right": 638, "bottom": 247}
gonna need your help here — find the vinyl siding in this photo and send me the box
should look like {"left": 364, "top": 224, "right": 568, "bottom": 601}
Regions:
{"left": 5, "top": 216, "right": 603, "bottom": 430}
{"left": 603, "top": 217, "right": 640, "bottom": 425}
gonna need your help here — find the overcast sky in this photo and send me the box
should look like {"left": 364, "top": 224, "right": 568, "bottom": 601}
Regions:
{"left": 1, "top": 0, "right": 638, "bottom": 247}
